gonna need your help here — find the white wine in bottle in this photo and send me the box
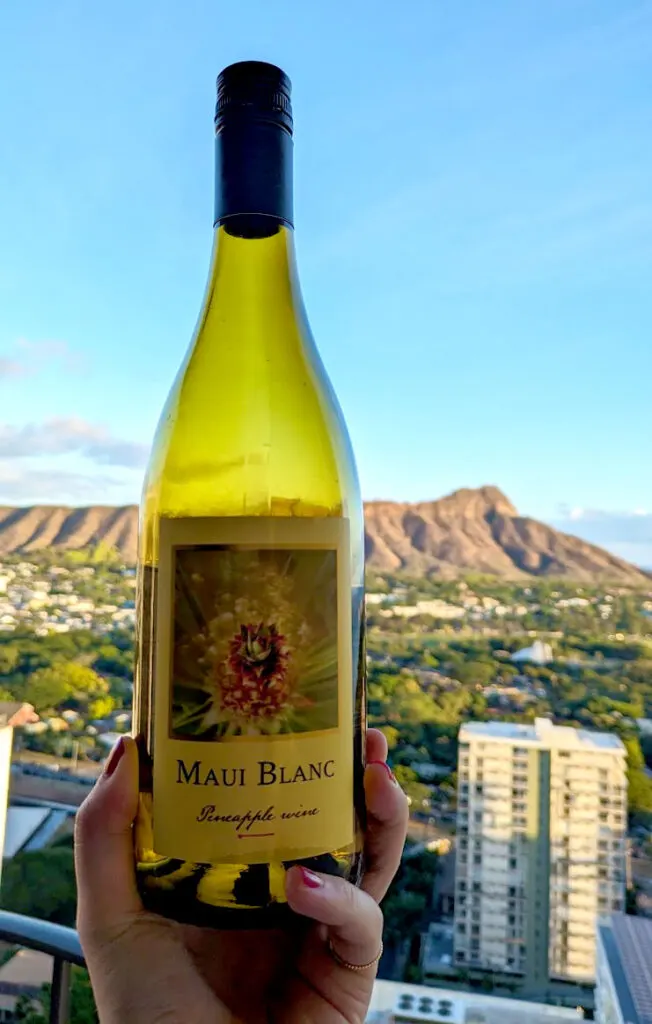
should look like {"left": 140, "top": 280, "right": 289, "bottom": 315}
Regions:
{"left": 133, "top": 61, "right": 366, "bottom": 927}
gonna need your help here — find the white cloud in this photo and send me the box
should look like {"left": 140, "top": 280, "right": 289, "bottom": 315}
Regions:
{"left": 0, "top": 418, "right": 148, "bottom": 469}
{"left": 555, "top": 508, "right": 652, "bottom": 543}
{"left": 0, "top": 358, "right": 29, "bottom": 378}
{"left": 0, "top": 339, "right": 83, "bottom": 378}
{"left": 0, "top": 466, "right": 127, "bottom": 504}
{"left": 552, "top": 508, "right": 652, "bottom": 569}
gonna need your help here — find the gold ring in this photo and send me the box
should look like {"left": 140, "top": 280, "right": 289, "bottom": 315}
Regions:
{"left": 327, "top": 937, "right": 383, "bottom": 972}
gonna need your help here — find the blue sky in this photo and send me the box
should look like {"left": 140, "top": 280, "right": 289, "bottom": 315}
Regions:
{"left": 1, "top": 1, "right": 651, "bottom": 560}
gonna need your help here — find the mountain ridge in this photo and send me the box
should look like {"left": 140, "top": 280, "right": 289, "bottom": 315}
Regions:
{"left": 0, "top": 488, "right": 646, "bottom": 585}
{"left": 365, "top": 486, "right": 647, "bottom": 583}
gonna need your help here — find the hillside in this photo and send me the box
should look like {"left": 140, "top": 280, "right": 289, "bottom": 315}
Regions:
{"left": 0, "top": 487, "right": 647, "bottom": 584}
{"left": 0, "top": 505, "right": 139, "bottom": 562}
{"left": 365, "top": 486, "right": 647, "bottom": 584}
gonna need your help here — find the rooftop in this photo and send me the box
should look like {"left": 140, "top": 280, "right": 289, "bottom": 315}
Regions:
{"left": 0, "top": 702, "right": 39, "bottom": 729}
{"left": 0, "top": 947, "right": 54, "bottom": 988}
{"left": 598, "top": 914, "right": 652, "bottom": 1024}
{"left": 366, "top": 980, "right": 584, "bottom": 1024}
{"left": 460, "top": 717, "right": 625, "bottom": 754}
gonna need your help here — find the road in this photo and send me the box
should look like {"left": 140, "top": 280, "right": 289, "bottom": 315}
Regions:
{"left": 10, "top": 770, "right": 95, "bottom": 808}
{"left": 14, "top": 749, "right": 102, "bottom": 780}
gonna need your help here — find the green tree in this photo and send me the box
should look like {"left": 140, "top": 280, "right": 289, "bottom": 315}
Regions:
{"left": 23, "top": 662, "right": 107, "bottom": 712}
{"left": 88, "top": 694, "right": 117, "bottom": 720}
{"left": 393, "top": 766, "right": 431, "bottom": 809}
{"left": 624, "top": 737, "right": 652, "bottom": 819}
{"left": 0, "top": 846, "right": 77, "bottom": 926}
{"left": 381, "top": 849, "right": 438, "bottom": 948}
{"left": 640, "top": 733, "right": 652, "bottom": 769}
{"left": 92, "top": 644, "right": 132, "bottom": 679}
{"left": 625, "top": 736, "right": 645, "bottom": 770}
{"left": 432, "top": 689, "right": 472, "bottom": 726}
{"left": 15, "top": 967, "right": 98, "bottom": 1023}
{"left": 24, "top": 667, "right": 71, "bottom": 711}
{"left": 61, "top": 663, "right": 108, "bottom": 699}
{"left": 378, "top": 725, "right": 400, "bottom": 751}
{"left": 450, "top": 660, "right": 495, "bottom": 688}
{"left": 0, "top": 644, "right": 20, "bottom": 675}
{"left": 381, "top": 889, "right": 427, "bottom": 946}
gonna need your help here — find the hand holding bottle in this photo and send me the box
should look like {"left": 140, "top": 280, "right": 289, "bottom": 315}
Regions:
{"left": 75, "top": 729, "right": 408, "bottom": 1023}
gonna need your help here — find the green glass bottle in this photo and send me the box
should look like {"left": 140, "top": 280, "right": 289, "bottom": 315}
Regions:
{"left": 133, "top": 61, "right": 366, "bottom": 928}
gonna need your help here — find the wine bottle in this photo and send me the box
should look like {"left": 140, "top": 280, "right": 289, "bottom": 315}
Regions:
{"left": 133, "top": 61, "right": 366, "bottom": 928}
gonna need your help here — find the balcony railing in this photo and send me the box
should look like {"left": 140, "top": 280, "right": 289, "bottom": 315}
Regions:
{"left": 0, "top": 910, "right": 84, "bottom": 1024}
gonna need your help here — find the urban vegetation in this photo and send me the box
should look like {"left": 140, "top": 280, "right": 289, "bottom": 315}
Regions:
{"left": 367, "top": 571, "right": 652, "bottom": 981}
{"left": 3, "top": 550, "right": 652, "bottom": 1009}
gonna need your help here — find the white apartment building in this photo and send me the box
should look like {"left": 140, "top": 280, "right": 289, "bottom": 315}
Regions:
{"left": 454, "top": 719, "right": 627, "bottom": 988}
{"left": 366, "top": 979, "right": 585, "bottom": 1024}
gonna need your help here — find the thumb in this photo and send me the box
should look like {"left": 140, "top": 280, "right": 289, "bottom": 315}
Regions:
{"left": 74, "top": 735, "right": 142, "bottom": 943}
{"left": 75, "top": 742, "right": 230, "bottom": 1024}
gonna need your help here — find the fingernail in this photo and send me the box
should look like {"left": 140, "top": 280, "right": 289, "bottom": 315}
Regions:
{"left": 298, "top": 866, "right": 324, "bottom": 889}
{"left": 368, "top": 759, "right": 398, "bottom": 785}
{"left": 104, "top": 737, "right": 125, "bottom": 778}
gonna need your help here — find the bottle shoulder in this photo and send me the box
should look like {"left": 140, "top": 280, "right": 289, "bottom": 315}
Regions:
{"left": 144, "top": 297, "right": 360, "bottom": 522}
{"left": 141, "top": 226, "right": 361, "bottom": 526}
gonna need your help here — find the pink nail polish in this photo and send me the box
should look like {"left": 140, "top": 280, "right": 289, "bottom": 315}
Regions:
{"left": 298, "top": 866, "right": 324, "bottom": 889}
{"left": 367, "top": 759, "right": 398, "bottom": 784}
{"left": 104, "top": 736, "right": 125, "bottom": 778}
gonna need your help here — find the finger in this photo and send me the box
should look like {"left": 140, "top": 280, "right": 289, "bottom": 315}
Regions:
{"left": 286, "top": 865, "right": 383, "bottom": 970}
{"left": 74, "top": 735, "right": 142, "bottom": 940}
{"left": 361, "top": 760, "right": 409, "bottom": 902}
{"left": 75, "top": 738, "right": 230, "bottom": 1024}
{"left": 366, "top": 727, "right": 388, "bottom": 763}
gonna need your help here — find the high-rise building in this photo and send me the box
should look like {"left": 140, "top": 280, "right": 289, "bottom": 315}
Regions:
{"left": 0, "top": 701, "right": 40, "bottom": 886}
{"left": 596, "top": 914, "right": 652, "bottom": 1024}
{"left": 454, "top": 718, "right": 627, "bottom": 987}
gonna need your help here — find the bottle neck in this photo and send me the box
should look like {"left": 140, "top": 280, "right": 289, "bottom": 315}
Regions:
{"left": 208, "top": 222, "right": 299, "bottom": 312}
{"left": 214, "top": 120, "right": 294, "bottom": 236}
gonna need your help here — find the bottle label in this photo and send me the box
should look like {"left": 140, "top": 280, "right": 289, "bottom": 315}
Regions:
{"left": 152, "top": 516, "right": 354, "bottom": 864}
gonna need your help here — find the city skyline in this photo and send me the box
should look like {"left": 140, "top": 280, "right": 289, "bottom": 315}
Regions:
{"left": 1, "top": 1, "right": 651, "bottom": 557}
